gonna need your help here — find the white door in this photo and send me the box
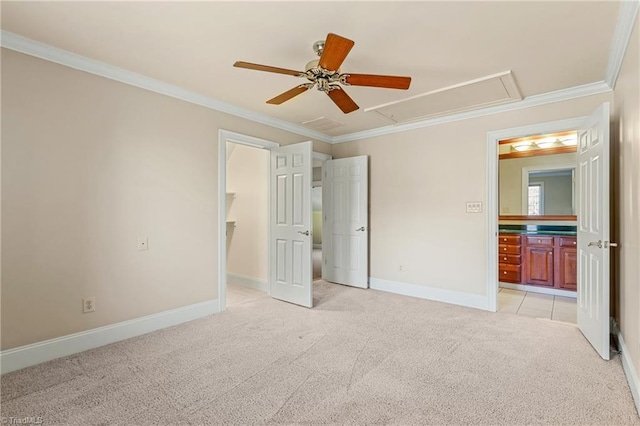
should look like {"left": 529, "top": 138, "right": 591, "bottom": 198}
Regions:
{"left": 269, "top": 141, "right": 313, "bottom": 307}
{"left": 577, "top": 102, "right": 611, "bottom": 360}
{"left": 323, "top": 156, "right": 369, "bottom": 288}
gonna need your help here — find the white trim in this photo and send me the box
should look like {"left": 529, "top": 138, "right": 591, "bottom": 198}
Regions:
{"left": 486, "top": 116, "right": 588, "bottom": 314}
{"left": 0, "top": 30, "right": 332, "bottom": 144}
{"left": 486, "top": 132, "right": 499, "bottom": 312}
{"left": 612, "top": 319, "right": 640, "bottom": 418}
{"left": 218, "top": 130, "right": 278, "bottom": 313}
{"left": 0, "top": 299, "right": 218, "bottom": 374}
{"left": 332, "top": 82, "right": 611, "bottom": 143}
{"left": 312, "top": 152, "right": 332, "bottom": 162}
{"left": 605, "top": 0, "right": 640, "bottom": 89}
{"left": 369, "top": 277, "right": 489, "bottom": 311}
{"left": 499, "top": 282, "right": 577, "bottom": 299}
{"left": 227, "top": 273, "right": 268, "bottom": 292}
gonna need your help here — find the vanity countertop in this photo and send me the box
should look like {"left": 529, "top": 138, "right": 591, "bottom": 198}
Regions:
{"left": 498, "top": 230, "right": 577, "bottom": 236}
{"left": 498, "top": 225, "right": 577, "bottom": 237}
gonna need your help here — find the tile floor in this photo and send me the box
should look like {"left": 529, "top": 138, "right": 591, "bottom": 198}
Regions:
{"left": 498, "top": 288, "right": 577, "bottom": 324}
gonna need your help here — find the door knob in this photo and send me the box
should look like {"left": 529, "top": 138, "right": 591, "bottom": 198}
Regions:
{"left": 297, "top": 230, "right": 310, "bottom": 236}
{"left": 588, "top": 240, "right": 603, "bottom": 248}
{"left": 355, "top": 226, "right": 366, "bottom": 232}
{"left": 605, "top": 241, "right": 618, "bottom": 248}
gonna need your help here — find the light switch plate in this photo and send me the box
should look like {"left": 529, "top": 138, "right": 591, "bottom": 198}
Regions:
{"left": 466, "top": 201, "right": 483, "bottom": 213}
{"left": 137, "top": 237, "right": 149, "bottom": 251}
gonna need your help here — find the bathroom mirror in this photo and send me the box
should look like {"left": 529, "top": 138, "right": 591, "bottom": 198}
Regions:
{"left": 499, "top": 152, "right": 577, "bottom": 220}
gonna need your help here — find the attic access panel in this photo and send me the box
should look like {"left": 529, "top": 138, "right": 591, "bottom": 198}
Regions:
{"left": 365, "top": 71, "right": 522, "bottom": 123}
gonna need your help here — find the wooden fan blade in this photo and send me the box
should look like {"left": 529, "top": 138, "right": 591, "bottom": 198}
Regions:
{"left": 327, "top": 88, "right": 359, "bottom": 114}
{"left": 318, "top": 33, "right": 355, "bottom": 71}
{"left": 266, "top": 85, "right": 310, "bottom": 105}
{"left": 234, "top": 61, "right": 302, "bottom": 76}
{"left": 344, "top": 73, "right": 412, "bottom": 90}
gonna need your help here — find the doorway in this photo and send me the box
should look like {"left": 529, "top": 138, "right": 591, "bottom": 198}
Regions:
{"left": 225, "top": 141, "right": 270, "bottom": 307}
{"left": 496, "top": 129, "right": 579, "bottom": 323}
{"left": 217, "top": 129, "right": 331, "bottom": 311}
{"left": 218, "top": 131, "right": 279, "bottom": 312}
{"left": 487, "top": 117, "right": 586, "bottom": 312}
{"left": 487, "top": 103, "right": 613, "bottom": 360}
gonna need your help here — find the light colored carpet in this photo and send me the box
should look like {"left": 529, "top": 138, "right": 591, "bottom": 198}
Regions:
{"left": 2, "top": 281, "right": 638, "bottom": 425}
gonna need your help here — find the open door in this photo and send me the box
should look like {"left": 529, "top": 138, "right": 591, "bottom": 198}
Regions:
{"left": 269, "top": 141, "right": 313, "bottom": 307}
{"left": 323, "top": 156, "right": 369, "bottom": 288}
{"left": 577, "top": 102, "right": 611, "bottom": 360}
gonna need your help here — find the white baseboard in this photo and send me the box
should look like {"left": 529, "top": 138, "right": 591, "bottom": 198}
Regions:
{"left": 369, "top": 277, "right": 489, "bottom": 311}
{"left": 613, "top": 320, "right": 640, "bottom": 418}
{"left": 499, "top": 282, "right": 577, "bottom": 298}
{"left": 0, "top": 299, "right": 219, "bottom": 375}
{"left": 227, "top": 273, "right": 268, "bottom": 292}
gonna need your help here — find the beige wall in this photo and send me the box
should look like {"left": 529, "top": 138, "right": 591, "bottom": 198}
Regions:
{"left": 312, "top": 186, "right": 323, "bottom": 245}
{"left": 499, "top": 153, "right": 576, "bottom": 215}
{"left": 612, "top": 14, "right": 640, "bottom": 386}
{"left": 332, "top": 92, "right": 612, "bottom": 296}
{"left": 0, "top": 49, "right": 330, "bottom": 350}
{"left": 226, "top": 143, "right": 269, "bottom": 281}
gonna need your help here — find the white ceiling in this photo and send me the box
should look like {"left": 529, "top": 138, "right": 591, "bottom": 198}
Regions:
{"left": 1, "top": 1, "right": 621, "bottom": 137}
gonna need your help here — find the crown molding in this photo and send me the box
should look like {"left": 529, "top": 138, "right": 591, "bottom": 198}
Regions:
{"left": 605, "top": 0, "right": 640, "bottom": 89}
{"left": 0, "top": 30, "right": 333, "bottom": 144}
{"left": 331, "top": 81, "right": 611, "bottom": 143}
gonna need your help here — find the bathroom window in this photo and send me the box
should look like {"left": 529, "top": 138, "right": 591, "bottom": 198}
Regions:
{"left": 528, "top": 182, "right": 544, "bottom": 215}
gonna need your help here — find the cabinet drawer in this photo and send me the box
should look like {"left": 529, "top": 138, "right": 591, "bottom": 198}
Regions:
{"left": 559, "top": 237, "right": 577, "bottom": 247}
{"left": 525, "top": 235, "right": 554, "bottom": 247}
{"left": 499, "top": 244, "right": 521, "bottom": 254}
{"left": 499, "top": 254, "right": 521, "bottom": 265}
{"left": 498, "top": 234, "right": 521, "bottom": 244}
{"left": 499, "top": 265, "right": 521, "bottom": 283}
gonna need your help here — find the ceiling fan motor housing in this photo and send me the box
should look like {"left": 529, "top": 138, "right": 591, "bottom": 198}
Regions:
{"left": 312, "top": 40, "right": 325, "bottom": 56}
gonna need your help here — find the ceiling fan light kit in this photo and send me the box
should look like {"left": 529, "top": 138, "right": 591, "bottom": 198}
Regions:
{"left": 233, "top": 33, "right": 412, "bottom": 114}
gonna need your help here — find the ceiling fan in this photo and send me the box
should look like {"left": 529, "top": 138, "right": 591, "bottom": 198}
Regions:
{"left": 233, "top": 33, "right": 412, "bottom": 114}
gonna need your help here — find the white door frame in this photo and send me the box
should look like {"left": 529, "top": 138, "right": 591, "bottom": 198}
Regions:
{"left": 217, "top": 129, "right": 331, "bottom": 312}
{"left": 486, "top": 116, "right": 587, "bottom": 312}
{"left": 218, "top": 130, "right": 279, "bottom": 313}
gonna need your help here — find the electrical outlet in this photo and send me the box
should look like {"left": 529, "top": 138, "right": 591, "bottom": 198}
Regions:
{"left": 83, "top": 297, "right": 96, "bottom": 313}
{"left": 466, "top": 201, "right": 483, "bottom": 213}
{"left": 137, "top": 237, "right": 148, "bottom": 251}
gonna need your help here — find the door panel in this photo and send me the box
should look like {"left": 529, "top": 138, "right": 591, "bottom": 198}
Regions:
{"left": 323, "top": 156, "right": 369, "bottom": 288}
{"left": 525, "top": 247, "right": 554, "bottom": 286}
{"left": 577, "top": 103, "right": 610, "bottom": 360}
{"left": 269, "top": 142, "right": 312, "bottom": 308}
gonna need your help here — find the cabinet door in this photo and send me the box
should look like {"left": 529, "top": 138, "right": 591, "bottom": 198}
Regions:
{"left": 558, "top": 247, "right": 577, "bottom": 290}
{"left": 525, "top": 247, "right": 554, "bottom": 286}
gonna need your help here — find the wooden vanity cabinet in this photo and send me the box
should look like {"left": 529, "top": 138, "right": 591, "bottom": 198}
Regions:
{"left": 557, "top": 237, "right": 577, "bottom": 290}
{"left": 498, "top": 234, "right": 522, "bottom": 283}
{"left": 524, "top": 236, "right": 555, "bottom": 287}
{"left": 499, "top": 233, "right": 577, "bottom": 291}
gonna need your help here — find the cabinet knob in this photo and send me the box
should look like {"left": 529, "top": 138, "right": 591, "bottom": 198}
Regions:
{"left": 504, "top": 257, "right": 507, "bottom": 261}
{"left": 503, "top": 248, "right": 507, "bottom": 251}
{"left": 538, "top": 239, "right": 542, "bottom": 243}
{"left": 503, "top": 271, "right": 507, "bottom": 275}
{"left": 503, "top": 238, "right": 507, "bottom": 241}
{"left": 573, "top": 241, "right": 576, "bottom": 245}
